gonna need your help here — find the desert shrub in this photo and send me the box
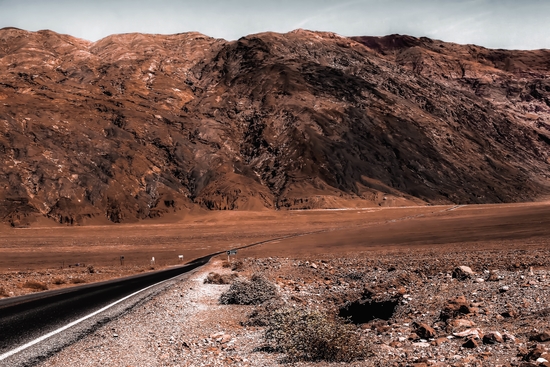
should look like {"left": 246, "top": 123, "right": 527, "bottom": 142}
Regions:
{"left": 244, "top": 299, "right": 287, "bottom": 327}
{"left": 0, "top": 286, "right": 9, "bottom": 297}
{"left": 219, "top": 274, "right": 277, "bottom": 305}
{"left": 22, "top": 281, "right": 48, "bottom": 291}
{"left": 231, "top": 260, "right": 244, "bottom": 272}
{"left": 265, "top": 308, "right": 368, "bottom": 362}
{"left": 70, "top": 277, "right": 86, "bottom": 284}
{"left": 204, "top": 272, "right": 237, "bottom": 285}
{"left": 52, "top": 278, "right": 66, "bottom": 285}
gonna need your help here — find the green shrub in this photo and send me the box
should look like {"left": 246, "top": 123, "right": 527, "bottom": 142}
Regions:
{"left": 219, "top": 274, "right": 277, "bottom": 305}
{"left": 265, "top": 308, "right": 368, "bottom": 362}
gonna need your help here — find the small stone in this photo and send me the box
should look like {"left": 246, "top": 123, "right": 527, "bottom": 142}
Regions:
{"left": 462, "top": 337, "right": 480, "bottom": 348}
{"left": 503, "top": 333, "right": 516, "bottom": 342}
{"left": 415, "top": 322, "right": 436, "bottom": 339}
{"left": 310, "top": 263, "right": 317, "bottom": 269}
{"left": 450, "top": 319, "right": 476, "bottom": 328}
{"left": 483, "top": 331, "right": 504, "bottom": 344}
{"left": 220, "top": 334, "right": 232, "bottom": 344}
{"left": 526, "top": 347, "right": 546, "bottom": 361}
{"left": 432, "top": 337, "right": 449, "bottom": 346}
{"left": 501, "top": 310, "right": 519, "bottom": 318}
{"left": 389, "top": 341, "right": 402, "bottom": 348}
{"left": 537, "top": 358, "right": 549, "bottom": 363}
{"left": 453, "top": 328, "right": 483, "bottom": 339}
{"left": 475, "top": 278, "right": 485, "bottom": 283}
{"left": 499, "top": 285, "right": 510, "bottom": 293}
{"left": 413, "top": 342, "right": 431, "bottom": 348}
{"left": 530, "top": 331, "right": 550, "bottom": 343}
{"left": 452, "top": 266, "right": 475, "bottom": 280}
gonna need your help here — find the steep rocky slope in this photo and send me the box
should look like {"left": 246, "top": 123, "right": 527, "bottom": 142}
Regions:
{"left": 0, "top": 28, "right": 549, "bottom": 226}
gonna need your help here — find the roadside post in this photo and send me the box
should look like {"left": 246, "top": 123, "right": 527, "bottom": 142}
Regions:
{"left": 227, "top": 249, "right": 237, "bottom": 263}
{"left": 151, "top": 257, "right": 155, "bottom": 266}
{"left": 120, "top": 256, "right": 124, "bottom": 266}
{"left": 178, "top": 255, "right": 184, "bottom": 263}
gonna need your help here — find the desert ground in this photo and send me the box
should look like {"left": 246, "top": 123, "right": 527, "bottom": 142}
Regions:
{"left": 0, "top": 201, "right": 549, "bottom": 297}
{"left": 2, "top": 202, "right": 550, "bottom": 366}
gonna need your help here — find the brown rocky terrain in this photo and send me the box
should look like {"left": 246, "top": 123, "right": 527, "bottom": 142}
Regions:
{"left": 36, "top": 249, "right": 550, "bottom": 367}
{"left": 1, "top": 28, "right": 549, "bottom": 226}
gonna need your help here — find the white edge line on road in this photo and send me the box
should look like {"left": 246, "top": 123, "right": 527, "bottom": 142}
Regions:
{"left": 0, "top": 272, "right": 186, "bottom": 361}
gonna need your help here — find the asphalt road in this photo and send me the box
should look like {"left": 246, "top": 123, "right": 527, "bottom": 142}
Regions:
{"left": 0, "top": 254, "right": 214, "bottom": 366}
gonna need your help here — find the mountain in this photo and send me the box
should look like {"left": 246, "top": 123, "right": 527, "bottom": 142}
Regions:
{"left": 0, "top": 28, "right": 549, "bottom": 226}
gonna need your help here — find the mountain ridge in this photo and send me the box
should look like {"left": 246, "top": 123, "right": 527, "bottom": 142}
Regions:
{"left": 0, "top": 28, "right": 549, "bottom": 226}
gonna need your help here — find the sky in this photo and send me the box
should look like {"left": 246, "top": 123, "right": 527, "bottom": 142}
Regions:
{"left": 0, "top": 0, "right": 549, "bottom": 50}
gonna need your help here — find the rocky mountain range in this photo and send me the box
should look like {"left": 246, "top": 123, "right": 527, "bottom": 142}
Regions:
{"left": 0, "top": 27, "right": 549, "bottom": 226}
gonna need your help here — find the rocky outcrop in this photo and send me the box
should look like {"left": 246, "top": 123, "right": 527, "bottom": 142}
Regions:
{"left": 0, "top": 28, "right": 549, "bottom": 225}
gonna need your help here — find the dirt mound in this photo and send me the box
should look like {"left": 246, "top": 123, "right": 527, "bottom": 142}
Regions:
{"left": 0, "top": 28, "right": 549, "bottom": 226}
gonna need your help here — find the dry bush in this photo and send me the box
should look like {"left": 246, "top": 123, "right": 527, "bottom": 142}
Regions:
{"left": 244, "top": 299, "right": 287, "bottom": 327}
{"left": 70, "top": 278, "right": 86, "bottom": 284}
{"left": 204, "top": 272, "right": 237, "bottom": 284}
{"left": 230, "top": 260, "right": 245, "bottom": 272}
{"left": 22, "top": 281, "right": 48, "bottom": 291}
{"left": 52, "top": 278, "right": 66, "bottom": 285}
{"left": 265, "top": 308, "right": 368, "bottom": 362}
{"left": 219, "top": 274, "right": 277, "bottom": 305}
{"left": 0, "top": 286, "right": 9, "bottom": 297}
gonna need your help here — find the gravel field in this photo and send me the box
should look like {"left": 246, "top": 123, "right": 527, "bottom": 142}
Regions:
{"left": 35, "top": 246, "right": 550, "bottom": 367}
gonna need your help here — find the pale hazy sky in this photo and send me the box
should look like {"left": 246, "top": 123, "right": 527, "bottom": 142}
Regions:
{"left": 0, "top": 0, "right": 549, "bottom": 50}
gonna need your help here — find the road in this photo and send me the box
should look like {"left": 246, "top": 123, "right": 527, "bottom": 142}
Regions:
{"left": 0, "top": 254, "right": 215, "bottom": 367}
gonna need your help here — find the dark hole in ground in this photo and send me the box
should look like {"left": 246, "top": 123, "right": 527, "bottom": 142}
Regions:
{"left": 339, "top": 299, "right": 399, "bottom": 324}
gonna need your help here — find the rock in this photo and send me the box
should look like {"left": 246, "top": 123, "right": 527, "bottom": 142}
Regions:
{"left": 414, "top": 322, "right": 436, "bottom": 339}
{"left": 441, "top": 296, "right": 474, "bottom": 320}
{"left": 310, "top": 263, "right": 318, "bottom": 269}
{"left": 525, "top": 347, "right": 546, "bottom": 361}
{"left": 475, "top": 278, "right": 485, "bottom": 283}
{"left": 501, "top": 310, "right": 519, "bottom": 318}
{"left": 412, "top": 342, "right": 431, "bottom": 348}
{"left": 530, "top": 332, "right": 550, "bottom": 343}
{"left": 450, "top": 319, "right": 476, "bottom": 329}
{"left": 483, "top": 331, "right": 504, "bottom": 344}
{"left": 452, "top": 266, "right": 475, "bottom": 280}
{"left": 537, "top": 358, "right": 550, "bottom": 363}
{"left": 503, "top": 333, "right": 517, "bottom": 343}
{"left": 389, "top": 341, "right": 402, "bottom": 348}
{"left": 462, "top": 336, "right": 480, "bottom": 348}
{"left": 499, "top": 285, "right": 510, "bottom": 293}
{"left": 431, "top": 337, "right": 449, "bottom": 346}
{"left": 453, "top": 328, "right": 483, "bottom": 339}
{"left": 408, "top": 333, "right": 420, "bottom": 341}
{"left": 220, "top": 334, "right": 232, "bottom": 344}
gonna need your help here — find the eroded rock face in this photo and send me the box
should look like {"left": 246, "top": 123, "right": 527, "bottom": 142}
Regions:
{"left": 0, "top": 28, "right": 549, "bottom": 225}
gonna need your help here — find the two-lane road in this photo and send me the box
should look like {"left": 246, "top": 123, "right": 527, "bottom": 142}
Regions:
{"left": 0, "top": 254, "right": 214, "bottom": 366}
